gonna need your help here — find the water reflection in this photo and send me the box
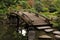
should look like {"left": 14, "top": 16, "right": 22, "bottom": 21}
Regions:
{"left": 18, "top": 29, "right": 27, "bottom": 36}
{"left": 22, "top": 29, "right": 26, "bottom": 36}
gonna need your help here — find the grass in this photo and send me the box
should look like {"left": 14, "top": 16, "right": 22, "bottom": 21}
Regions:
{"left": 39, "top": 12, "right": 57, "bottom": 19}
{"left": 39, "top": 12, "right": 58, "bottom": 27}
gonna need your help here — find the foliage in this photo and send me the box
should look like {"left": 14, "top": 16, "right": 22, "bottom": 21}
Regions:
{"left": 19, "top": 1, "right": 27, "bottom": 9}
{"left": 54, "top": 0, "right": 60, "bottom": 12}
{"left": 48, "top": 5, "right": 57, "bottom": 13}
{"left": 35, "top": 1, "right": 43, "bottom": 12}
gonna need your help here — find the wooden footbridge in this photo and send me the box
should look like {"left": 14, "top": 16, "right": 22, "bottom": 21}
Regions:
{"left": 7, "top": 11, "right": 60, "bottom": 40}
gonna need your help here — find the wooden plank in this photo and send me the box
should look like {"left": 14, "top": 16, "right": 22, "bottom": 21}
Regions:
{"left": 15, "top": 12, "right": 32, "bottom": 25}
{"left": 16, "top": 12, "right": 48, "bottom": 26}
{"left": 23, "top": 12, "right": 47, "bottom": 25}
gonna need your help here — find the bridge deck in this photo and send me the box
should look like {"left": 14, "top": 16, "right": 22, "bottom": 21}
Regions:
{"left": 15, "top": 12, "right": 49, "bottom": 26}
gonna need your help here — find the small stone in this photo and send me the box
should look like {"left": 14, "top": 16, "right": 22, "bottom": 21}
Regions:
{"left": 53, "top": 31, "right": 60, "bottom": 35}
{"left": 55, "top": 35, "right": 60, "bottom": 38}
{"left": 45, "top": 29, "right": 54, "bottom": 32}
{"left": 37, "top": 26, "right": 51, "bottom": 29}
{"left": 39, "top": 35, "right": 52, "bottom": 38}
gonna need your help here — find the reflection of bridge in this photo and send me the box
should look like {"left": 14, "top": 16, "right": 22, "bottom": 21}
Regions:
{"left": 8, "top": 11, "right": 60, "bottom": 40}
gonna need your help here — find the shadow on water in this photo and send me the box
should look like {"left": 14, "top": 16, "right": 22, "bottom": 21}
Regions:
{"left": 0, "top": 14, "right": 19, "bottom": 40}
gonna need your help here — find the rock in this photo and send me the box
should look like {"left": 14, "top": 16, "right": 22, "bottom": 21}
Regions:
{"left": 28, "top": 31, "right": 35, "bottom": 40}
{"left": 44, "top": 29, "right": 54, "bottom": 32}
{"left": 53, "top": 31, "right": 60, "bottom": 35}
{"left": 39, "top": 35, "right": 52, "bottom": 38}
{"left": 55, "top": 35, "right": 60, "bottom": 38}
{"left": 36, "top": 26, "right": 51, "bottom": 30}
